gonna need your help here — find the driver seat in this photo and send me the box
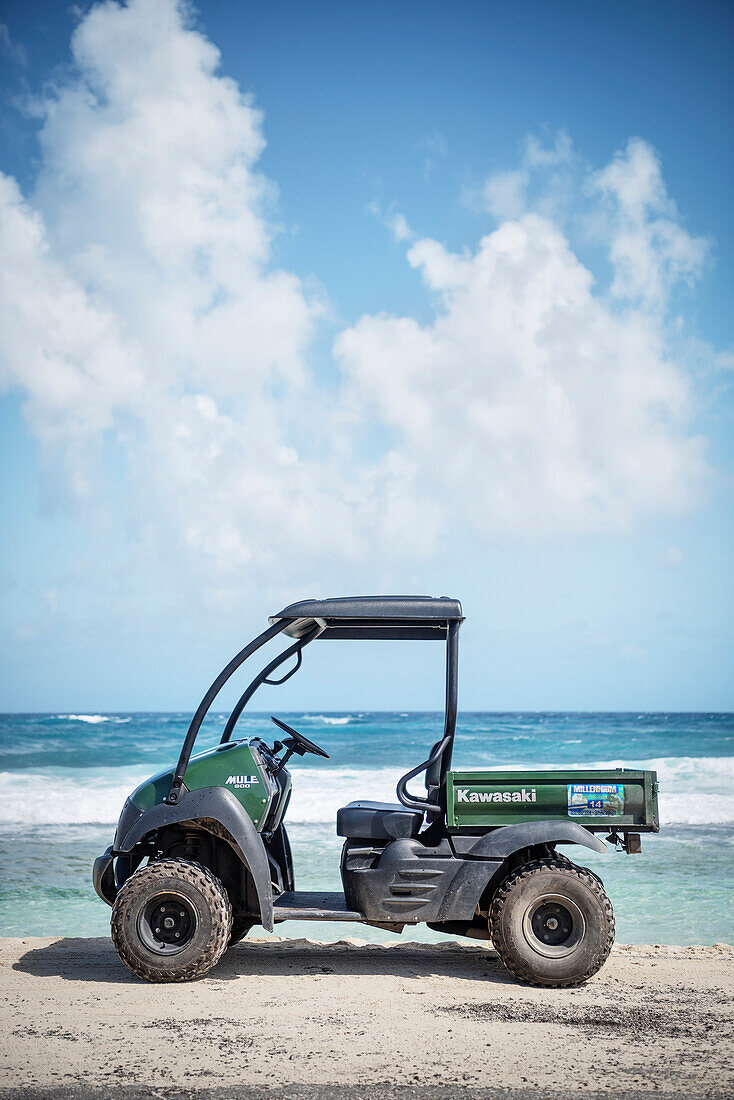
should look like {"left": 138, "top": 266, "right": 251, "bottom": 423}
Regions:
{"left": 336, "top": 801, "right": 423, "bottom": 841}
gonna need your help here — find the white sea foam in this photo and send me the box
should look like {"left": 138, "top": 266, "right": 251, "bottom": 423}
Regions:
{"left": 287, "top": 766, "right": 401, "bottom": 822}
{"left": 458, "top": 755, "right": 734, "bottom": 827}
{"left": 306, "top": 716, "right": 353, "bottom": 725}
{"left": 57, "top": 714, "right": 130, "bottom": 724}
{"left": 0, "top": 756, "right": 732, "bottom": 828}
{"left": 605, "top": 755, "right": 734, "bottom": 827}
{"left": 0, "top": 768, "right": 149, "bottom": 825}
{"left": 0, "top": 765, "right": 403, "bottom": 827}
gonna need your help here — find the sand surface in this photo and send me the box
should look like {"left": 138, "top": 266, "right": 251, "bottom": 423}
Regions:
{"left": 1, "top": 936, "right": 733, "bottom": 1099}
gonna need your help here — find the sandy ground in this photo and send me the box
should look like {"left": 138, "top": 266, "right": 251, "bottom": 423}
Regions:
{"left": 1, "top": 937, "right": 733, "bottom": 1100}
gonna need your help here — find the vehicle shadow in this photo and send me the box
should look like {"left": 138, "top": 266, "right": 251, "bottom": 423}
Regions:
{"left": 12, "top": 936, "right": 519, "bottom": 986}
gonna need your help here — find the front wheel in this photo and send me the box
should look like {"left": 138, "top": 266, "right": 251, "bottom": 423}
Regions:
{"left": 111, "top": 858, "right": 232, "bottom": 982}
{"left": 489, "top": 857, "right": 614, "bottom": 987}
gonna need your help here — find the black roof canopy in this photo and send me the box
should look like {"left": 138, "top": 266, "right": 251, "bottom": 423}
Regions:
{"left": 270, "top": 595, "right": 464, "bottom": 640}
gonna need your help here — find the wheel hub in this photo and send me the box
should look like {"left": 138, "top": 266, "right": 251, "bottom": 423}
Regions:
{"left": 522, "top": 892, "right": 586, "bottom": 959}
{"left": 137, "top": 893, "right": 198, "bottom": 955}
{"left": 531, "top": 902, "right": 574, "bottom": 946}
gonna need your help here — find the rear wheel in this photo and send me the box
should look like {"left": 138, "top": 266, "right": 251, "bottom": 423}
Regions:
{"left": 489, "top": 857, "right": 614, "bottom": 987}
{"left": 552, "top": 851, "right": 605, "bottom": 890}
{"left": 111, "top": 858, "right": 232, "bottom": 982}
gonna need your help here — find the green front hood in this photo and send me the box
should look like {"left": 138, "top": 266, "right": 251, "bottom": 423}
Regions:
{"left": 127, "top": 739, "right": 276, "bottom": 830}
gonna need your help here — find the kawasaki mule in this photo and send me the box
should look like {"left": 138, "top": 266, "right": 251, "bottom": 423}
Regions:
{"left": 93, "top": 596, "right": 658, "bottom": 986}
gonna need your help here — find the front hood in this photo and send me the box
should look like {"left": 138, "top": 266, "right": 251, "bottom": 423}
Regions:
{"left": 113, "top": 739, "right": 260, "bottom": 849}
{"left": 129, "top": 765, "right": 176, "bottom": 811}
{"left": 113, "top": 766, "right": 175, "bottom": 849}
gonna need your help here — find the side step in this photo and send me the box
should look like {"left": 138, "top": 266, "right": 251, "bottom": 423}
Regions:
{"left": 273, "top": 890, "right": 365, "bottom": 922}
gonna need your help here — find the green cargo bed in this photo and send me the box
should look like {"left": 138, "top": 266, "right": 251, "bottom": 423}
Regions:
{"left": 446, "top": 768, "right": 659, "bottom": 832}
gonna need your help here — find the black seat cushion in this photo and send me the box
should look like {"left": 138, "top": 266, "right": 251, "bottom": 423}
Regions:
{"left": 336, "top": 801, "right": 423, "bottom": 841}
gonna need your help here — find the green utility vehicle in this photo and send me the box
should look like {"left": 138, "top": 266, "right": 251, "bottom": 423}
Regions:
{"left": 93, "top": 597, "right": 659, "bottom": 986}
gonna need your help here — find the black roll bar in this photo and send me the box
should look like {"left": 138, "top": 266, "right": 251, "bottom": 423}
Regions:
{"left": 219, "top": 624, "right": 322, "bottom": 745}
{"left": 166, "top": 621, "right": 285, "bottom": 804}
{"left": 168, "top": 612, "right": 461, "bottom": 808}
{"left": 395, "top": 618, "right": 460, "bottom": 814}
{"left": 443, "top": 618, "right": 459, "bottom": 772}
{"left": 395, "top": 735, "right": 452, "bottom": 814}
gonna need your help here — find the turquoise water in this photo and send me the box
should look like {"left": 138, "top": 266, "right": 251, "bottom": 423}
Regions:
{"left": 1, "top": 712, "right": 732, "bottom": 944}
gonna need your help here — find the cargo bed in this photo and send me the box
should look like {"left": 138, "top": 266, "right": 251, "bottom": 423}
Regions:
{"left": 446, "top": 768, "right": 659, "bottom": 832}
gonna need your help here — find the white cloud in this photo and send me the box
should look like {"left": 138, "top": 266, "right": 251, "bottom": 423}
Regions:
{"left": 0, "top": 172, "right": 143, "bottom": 497}
{"left": 0, "top": 22, "right": 27, "bottom": 67}
{"left": 481, "top": 169, "right": 527, "bottom": 221}
{"left": 0, "top": 0, "right": 717, "bottom": 604}
{"left": 336, "top": 206, "right": 707, "bottom": 535}
{"left": 33, "top": 0, "right": 312, "bottom": 396}
{"left": 591, "top": 138, "right": 708, "bottom": 309}
{"left": 659, "top": 546, "right": 685, "bottom": 567}
{"left": 478, "top": 134, "right": 709, "bottom": 313}
{"left": 476, "top": 131, "right": 578, "bottom": 223}
{"left": 1, "top": 0, "right": 419, "bottom": 579}
{"left": 367, "top": 200, "right": 414, "bottom": 242}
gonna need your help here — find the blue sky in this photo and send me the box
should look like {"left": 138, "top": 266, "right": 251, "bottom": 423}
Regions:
{"left": 0, "top": 0, "right": 732, "bottom": 713}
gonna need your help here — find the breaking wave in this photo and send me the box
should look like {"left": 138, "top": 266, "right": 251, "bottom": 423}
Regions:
{"left": 0, "top": 756, "right": 732, "bottom": 828}
{"left": 609, "top": 755, "right": 734, "bottom": 827}
{"left": 0, "top": 768, "right": 149, "bottom": 825}
{"left": 305, "top": 715, "right": 354, "bottom": 725}
{"left": 56, "top": 714, "right": 130, "bottom": 724}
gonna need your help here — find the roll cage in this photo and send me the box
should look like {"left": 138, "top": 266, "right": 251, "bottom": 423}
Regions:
{"left": 166, "top": 596, "right": 464, "bottom": 810}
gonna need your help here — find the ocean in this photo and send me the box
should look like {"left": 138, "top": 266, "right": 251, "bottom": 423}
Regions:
{"left": 1, "top": 711, "right": 732, "bottom": 945}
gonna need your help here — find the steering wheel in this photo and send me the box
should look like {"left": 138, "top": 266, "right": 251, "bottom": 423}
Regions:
{"left": 270, "top": 716, "right": 330, "bottom": 759}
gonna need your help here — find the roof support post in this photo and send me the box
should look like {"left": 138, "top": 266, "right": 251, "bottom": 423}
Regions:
{"left": 395, "top": 617, "right": 461, "bottom": 813}
{"left": 219, "top": 624, "right": 321, "bottom": 745}
{"left": 166, "top": 621, "right": 285, "bottom": 804}
{"left": 441, "top": 618, "right": 460, "bottom": 777}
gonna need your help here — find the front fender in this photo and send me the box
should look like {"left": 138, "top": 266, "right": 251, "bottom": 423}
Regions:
{"left": 117, "top": 786, "right": 274, "bottom": 932}
{"left": 468, "top": 819, "right": 608, "bottom": 859}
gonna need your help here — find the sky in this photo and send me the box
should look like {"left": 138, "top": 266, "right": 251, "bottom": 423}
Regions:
{"left": 0, "top": 0, "right": 732, "bottom": 714}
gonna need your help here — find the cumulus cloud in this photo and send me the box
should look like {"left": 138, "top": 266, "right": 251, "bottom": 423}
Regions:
{"left": 475, "top": 131, "right": 578, "bottom": 223}
{"left": 478, "top": 131, "right": 708, "bottom": 311}
{"left": 481, "top": 168, "right": 527, "bottom": 222}
{"left": 0, "top": 0, "right": 715, "bottom": 601}
{"left": 1, "top": 0, "right": 425, "bottom": 579}
{"left": 591, "top": 138, "right": 708, "bottom": 309}
{"left": 0, "top": 172, "right": 143, "bottom": 497}
{"left": 366, "top": 200, "right": 414, "bottom": 242}
{"left": 336, "top": 204, "right": 707, "bottom": 535}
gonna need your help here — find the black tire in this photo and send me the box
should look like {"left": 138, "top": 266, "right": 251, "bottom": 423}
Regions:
{"left": 489, "top": 857, "right": 614, "bottom": 987}
{"left": 229, "top": 915, "right": 255, "bottom": 946}
{"left": 110, "top": 858, "right": 232, "bottom": 982}
{"left": 552, "top": 852, "right": 605, "bottom": 890}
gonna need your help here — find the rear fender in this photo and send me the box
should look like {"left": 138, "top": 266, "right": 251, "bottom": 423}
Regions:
{"left": 466, "top": 819, "right": 608, "bottom": 859}
{"left": 117, "top": 786, "right": 274, "bottom": 931}
{"left": 435, "top": 820, "right": 607, "bottom": 923}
